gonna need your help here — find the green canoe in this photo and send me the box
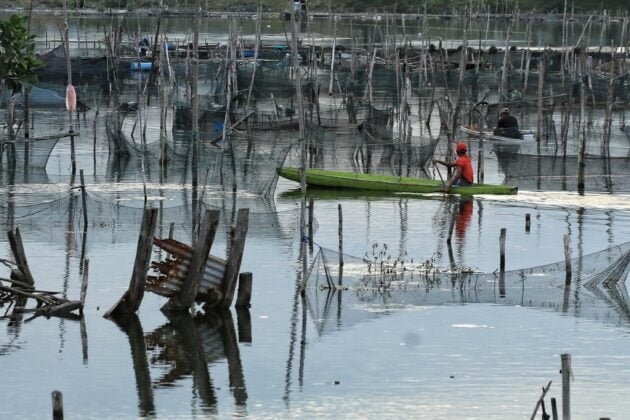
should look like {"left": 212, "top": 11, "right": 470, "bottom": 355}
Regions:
{"left": 278, "top": 167, "right": 517, "bottom": 196}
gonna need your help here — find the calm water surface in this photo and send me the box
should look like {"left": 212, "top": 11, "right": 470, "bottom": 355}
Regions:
{"left": 0, "top": 13, "right": 629, "bottom": 420}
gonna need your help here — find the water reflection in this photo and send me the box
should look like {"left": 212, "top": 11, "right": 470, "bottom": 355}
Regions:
{"left": 111, "top": 309, "right": 250, "bottom": 417}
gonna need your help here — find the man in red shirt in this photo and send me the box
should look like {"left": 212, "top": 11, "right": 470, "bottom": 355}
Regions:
{"left": 432, "top": 142, "right": 474, "bottom": 193}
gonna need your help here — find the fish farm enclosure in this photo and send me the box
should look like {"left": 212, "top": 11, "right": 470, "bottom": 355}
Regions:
{"left": 1, "top": 7, "right": 630, "bottom": 419}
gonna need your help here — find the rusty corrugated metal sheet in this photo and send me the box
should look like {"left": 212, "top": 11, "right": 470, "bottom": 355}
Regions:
{"left": 147, "top": 238, "right": 226, "bottom": 300}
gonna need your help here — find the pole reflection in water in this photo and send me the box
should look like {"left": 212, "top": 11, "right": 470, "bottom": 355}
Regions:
{"left": 112, "top": 314, "right": 155, "bottom": 417}
{"left": 111, "top": 309, "right": 250, "bottom": 417}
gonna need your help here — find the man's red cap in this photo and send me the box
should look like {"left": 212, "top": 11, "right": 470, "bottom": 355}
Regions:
{"left": 456, "top": 143, "right": 467, "bottom": 153}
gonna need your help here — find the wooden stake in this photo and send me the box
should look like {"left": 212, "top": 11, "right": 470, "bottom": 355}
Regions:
{"left": 52, "top": 390, "right": 64, "bottom": 420}
{"left": 551, "top": 397, "right": 558, "bottom": 420}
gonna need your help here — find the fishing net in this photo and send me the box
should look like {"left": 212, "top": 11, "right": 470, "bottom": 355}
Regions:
{"left": 305, "top": 241, "right": 630, "bottom": 336}
{"left": 0, "top": 186, "right": 301, "bottom": 249}
{"left": 283, "top": 123, "right": 440, "bottom": 179}
{"left": 495, "top": 150, "right": 630, "bottom": 193}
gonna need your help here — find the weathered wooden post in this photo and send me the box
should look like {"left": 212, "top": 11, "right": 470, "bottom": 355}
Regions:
{"left": 8, "top": 227, "right": 35, "bottom": 286}
{"left": 561, "top": 353, "right": 571, "bottom": 420}
{"left": 168, "top": 222, "right": 175, "bottom": 239}
{"left": 52, "top": 390, "right": 63, "bottom": 420}
{"left": 235, "top": 272, "right": 252, "bottom": 308}
{"left": 551, "top": 397, "right": 558, "bottom": 420}
{"left": 219, "top": 208, "right": 249, "bottom": 308}
{"left": 104, "top": 208, "right": 158, "bottom": 318}
{"left": 563, "top": 235, "right": 572, "bottom": 284}
{"left": 163, "top": 209, "right": 220, "bottom": 312}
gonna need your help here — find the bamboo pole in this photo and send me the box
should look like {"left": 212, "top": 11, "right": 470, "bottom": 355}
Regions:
{"left": 63, "top": 0, "right": 76, "bottom": 176}
{"left": 577, "top": 55, "right": 586, "bottom": 194}
{"left": 498, "top": 18, "right": 513, "bottom": 108}
{"left": 537, "top": 60, "right": 545, "bottom": 141}
{"left": 338, "top": 203, "right": 343, "bottom": 271}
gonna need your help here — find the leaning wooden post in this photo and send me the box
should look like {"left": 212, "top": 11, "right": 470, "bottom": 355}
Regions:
{"left": 104, "top": 208, "right": 158, "bottom": 318}
{"left": 577, "top": 65, "right": 586, "bottom": 194}
{"left": 79, "top": 169, "right": 88, "bottom": 229}
{"left": 7, "top": 227, "right": 35, "bottom": 286}
{"left": 235, "top": 272, "right": 252, "bottom": 308}
{"left": 52, "top": 390, "right": 63, "bottom": 420}
{"left": 563, "top": 235, "right": 572, "bottom": 285}
{"left": 561, "top": 353, "right": 571, "bottom": 420}
{"left": 164, "top": 209, "right": 220, "bottom": 312}
{"left": 537, "top": 60, "right": 545, "bottom": 141}
{"left": 219, "top": 208, "right": 250, "bottom": 308}
{"left": 499, "top": 228, "right": 506, "bottom": 273}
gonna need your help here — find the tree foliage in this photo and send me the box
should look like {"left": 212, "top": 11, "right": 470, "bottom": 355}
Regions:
{"left": 0, "top": 14, "right": 43, "bottom": 94}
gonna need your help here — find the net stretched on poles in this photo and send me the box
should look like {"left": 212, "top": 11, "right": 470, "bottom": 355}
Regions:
{"left": 305, "top": 242, "right": 630, "bottom": 337}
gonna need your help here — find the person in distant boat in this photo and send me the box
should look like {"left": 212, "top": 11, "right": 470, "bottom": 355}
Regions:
{"left": 432, "top": 142, "right": 474, "bottom": 193}
{"left": 493, "top": 107, "right": 522, "bottom": 139}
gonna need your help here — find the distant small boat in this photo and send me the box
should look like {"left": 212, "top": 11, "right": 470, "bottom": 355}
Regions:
{"left": 460, "top": 125, "right": 535, "bottom": 144}
{"left": 278, "top": 167, "right": 517, "bottom": 196}
{"left": 130, "top": 61, "right": 153, "bottom": 71}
